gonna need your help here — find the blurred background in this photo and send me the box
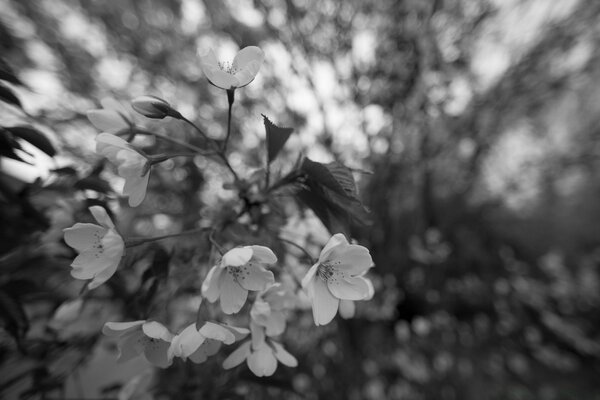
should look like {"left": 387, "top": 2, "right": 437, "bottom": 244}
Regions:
{"left": 2, "top": 0, "right": 600, "bottom": 399}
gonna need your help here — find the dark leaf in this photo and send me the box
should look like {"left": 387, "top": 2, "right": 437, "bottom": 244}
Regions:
{"left": 75, "top": 176, "right": 113, "bottom": 194}
{"left": 0, "top": 58, "right": 24, "bottom": 86}
{"left": 50, "top": 166, "right": 78, "bottom": 175}
{"left": 0, "top": 82, "right": 22, "bottom": 108}
{"left": 6, "top": 126, "right": 56, "bottom": 157}
{"left": 263, "top": 114, "right": 294, "bottom": 164}
{"left": 301, "top": 158, "right": 348, "bottom": 198}
{"left": 0, "top": 129, "right": 28, "bottom": 163}
{"left": 0, "top": 289, "right": 29, "bottom": 342}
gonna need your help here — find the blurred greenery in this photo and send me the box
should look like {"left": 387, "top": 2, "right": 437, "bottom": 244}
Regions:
{"left": 1, "top": 0, "right": 600, "bottom": 399}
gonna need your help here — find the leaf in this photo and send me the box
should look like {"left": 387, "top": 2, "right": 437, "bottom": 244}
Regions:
{"left": 301, "top": 158, "right": 348, "bottom": 197}
{"left": 0, "top": 58, "right": 24, "bottom": 86}
{"left": 297, "top": 158, "right": 371, "bottom": 234}
{"left": 0, "top": 129, "right": 28, "bottom": 163}
{"left": 75, "top": 176, "right": 113, "bottom": 194}
{"left": 5, "top": 126, "right": 56, "bottom": 157}
{"left": 0, "top": 289, "right": 29, "bottom": 343}
{"left": 263, "top": 115, "right": 293, "bottom": 164}
{"left": 0, "top": 82, "right": 21, "bottom": 108}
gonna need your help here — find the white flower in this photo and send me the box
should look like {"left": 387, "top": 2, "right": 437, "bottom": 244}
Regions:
{"left": 102, "top": 320, "right": 174, "bottom": 368}
{"left": 95, "top": 133, "right": 150, "bottom": 207}
{"left": 63, "top": 206, "right": 125, "bottom": 290}
{"left": 222, "top": 322, "right": 297, "bottom": 377}
{"left": 200, "top": 46, "right": 264, "bottom": 90}
{"left": 301, "top": 233, "right": 374, "bottom": 326}
{"left": 167, "top": 321, "right": 248, "bottom": 364}
{"left": 250, "top": 283, "right": 296, "bottom": 336}
{"left": 87, "top": 98, "right": 132, "bottom": 133}
{"left": 201, "top": 246, "right": 276, "bottom": 315}
{"left": 338, "top": 276, "right": 374, "bottom": 319}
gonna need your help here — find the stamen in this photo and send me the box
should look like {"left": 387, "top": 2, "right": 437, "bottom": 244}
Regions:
{"left": 317, "top": 263, "right": 335, "bottom": 282}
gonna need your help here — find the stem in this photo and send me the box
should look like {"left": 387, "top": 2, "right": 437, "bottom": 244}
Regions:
{"left": 126, "top": 227, "right": 209, "bottom": 248}
{"left": 208, "top": 230, "right": 225, "bottom": 255}
{"left": 177, "top": 116, "right": 240, "bottom": 181}
{"left": 278, "top": 237, "right": 316, "bottom": 264}
{"left": 179, "top": 115, "right": 210, "bottom": 142}
{"left": 223, "top": 89, "right": 235, "bottom": 152}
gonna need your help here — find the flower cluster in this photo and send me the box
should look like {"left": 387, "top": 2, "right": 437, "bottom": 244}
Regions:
{"left": 62, "top": 45, "right": 376, "bottom": 381}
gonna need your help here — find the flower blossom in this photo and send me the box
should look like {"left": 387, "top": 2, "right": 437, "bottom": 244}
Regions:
{"left": 223, "top": 322, "right": 297, "bottom": 377}
{"left": 63, "top": 206, "right": 124, "bottom": 290}
{"left": 202, "top": 246, "right": 276, "bottom": 315}
{"left": 338, "top": 275, "right": 374, "bottom": 319}
{"left": 200, "top": 46, "right": 264, "bottom": 91}
{"left": 102, "top": 320, "right": 174, "bottom": 368}
{"left": 302, "top": 233, "right": 374, "bottom": 326}
{"left": 250, "top": 283, "right": 296, "bottom": 336}
{"left": 168, "top": 321, "right": 248, "bottom": 364}
{"left": 87, "top": 98, "right": 132, "bottom": 133}
{"left": 95, "top": 133, "right": 150, "bottom": 207}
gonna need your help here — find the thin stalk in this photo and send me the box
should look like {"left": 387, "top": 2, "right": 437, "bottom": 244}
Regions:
{"left": 278, "top": 237, "right": 316, "bottom": 264}
{"left": 126, "top": 227, "right": 209, "bottom": 248}
{"left": 223, "top": 89, "right": 235, "bottom": 152}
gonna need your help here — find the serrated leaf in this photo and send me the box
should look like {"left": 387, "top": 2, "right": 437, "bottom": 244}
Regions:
{"left": 0, "top": 82, "right": 22, "bottom": 108}
{"left": 297, "top": 159, "right": 371, "bottom": 234}
{"left": 0, "top": 58, "right": 24, "bottom": 86}
{"left": 263, "top": 115, "right": 293, "bottom": 164}
{"left": 6, "top": 126, "right": 56, "bottom": 157}
{"left": 301, "top": 158, "right": 348, "bottom": 197}
{"left": 75, "top": 176, "right": 113, "bottom": 194}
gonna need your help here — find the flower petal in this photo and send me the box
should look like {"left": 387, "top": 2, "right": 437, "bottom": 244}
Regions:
{"left": 117, "top": 330, "right": 145, "bottom": 363}
{"left": 232, "top": 46, "right": 264, "bottom": 71}
{"left": 199, "top": 322, "right": 236, "bottom": 345}
{"left": 87, "top": 109, "right": 129, "bottom": 132}
{"left": 124, "top": 169, "right": 150, "bottom": 207}
{"left": 249, "top": 245, "right": 277, "bottom": 264}
{"left": 237, "top": 265, "right": 274, "bottom": 292}
{"left": 143, "top": 338, "right": 172, "bottom": 368}
{"left": 222, "top": 341, "right": 251, "bottom": 369}
{"left": 250, "top": 321, "right": 266, "bottom": 349}
{"left": 63, "top": 223, "right": 105, "bottom": 252}
{"left": 327, "top": 274, "right": 371, "bottom": 301}
{"left": 222, "top": 247, "right": 253, "bottom": 267}
{"left": 318, "top": 233, "right": 349, "bottom": 261}
{"left": 263, "top": 311, "right": 286, "bottom": 336}
{"left": 301, "top": 263, "right": 319, "bottom": 289}
{"left": 323, "top": 244, "right": 373, "bottom": 275}
{"left": 271, "top": 341, "right": 298, "bottom": 367}
{"left": 247, "top": 344, "right": 277, "bottom": 377}
{"left": 89, "top": 205, "right": 116, "bottom": 229}
{"left": 201, "top": 265, "right": 223, "bottom": 302}
{"left": 189, "top": 339, "right": 222, "bottom": 364}
{"left": 170, "top": 323, "right": 205, "bottom": 358}
{"left": 221, "top": 324, "right": 250, "bottom": 341}
{"left": 102, "top": 320, "right": 145, "bottom": 337}
{"left": 309, "top": 277, "right": 339, "bottom": 326}
{"left": 142, "top": 321, "right": 173, "bottom": 342}
{"left": 338, "top": 300, "right": 356, "bottom": 319}
{"left": 219, "top": 269, "right": 248, "bottom": 314}
{"left": 96, "top": 132, "right": 131, "bottom": 151}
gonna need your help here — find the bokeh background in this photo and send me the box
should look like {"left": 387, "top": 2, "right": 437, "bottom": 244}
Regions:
{"left": 2, "top": 0, "right": 600, "bottom": 399}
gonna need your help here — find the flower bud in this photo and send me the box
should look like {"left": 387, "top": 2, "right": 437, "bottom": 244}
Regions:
{"left": 131, "top": 95, "right": 179, "bottom": 119}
